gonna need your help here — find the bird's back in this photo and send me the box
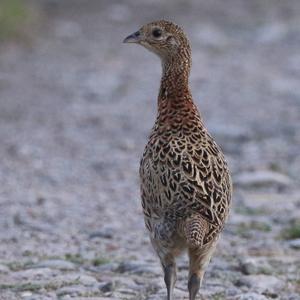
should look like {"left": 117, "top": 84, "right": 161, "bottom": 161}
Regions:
{"left": 140, "top": 96, "right": 232, "bottom": 249}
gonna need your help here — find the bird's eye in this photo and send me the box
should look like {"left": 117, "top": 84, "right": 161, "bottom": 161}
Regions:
{"left": 152, "top": 28, "right": 162, "bottom": 38}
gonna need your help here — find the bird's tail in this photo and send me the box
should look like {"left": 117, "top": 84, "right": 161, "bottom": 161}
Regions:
{"left": 183, "top": 215, "right": 208, "bottom": 248}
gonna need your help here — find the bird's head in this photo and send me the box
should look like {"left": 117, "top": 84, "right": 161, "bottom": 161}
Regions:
{"left": 123, "top": 20, "right": 190, "bottom": 62}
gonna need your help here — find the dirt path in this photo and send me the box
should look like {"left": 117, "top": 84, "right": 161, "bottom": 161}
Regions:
{"left": 0, "top": 0, "right": 299, "bottom": 299}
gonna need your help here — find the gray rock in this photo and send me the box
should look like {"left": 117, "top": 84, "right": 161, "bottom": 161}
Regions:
{"left": 235, "top": 171, "right": 292, "bottom": 188}
{"left": 92, "top": 262, "right": 118, "bottom": 272}
{"left": 234, "top": 292, "right": 268, "bottom": 300}
{"left": 70, "top": 298, "right": 119, "bottom": 300}
{"left": 56, "top": 283, "right": 99, "bottom": 299}
{"left": 89, "top": 228, "right": 114, "bottom": 239}
{"left": 0, "top": 264, "right": 10, "bottom": 273}
{"left": 57, "top": 285, "right": 87, "bottom": 297}
{"left": 115, "top": 287, "right": 139, "bottom": 296}
{"left": 239, "top": 257, "right": 272, "bottom": 275}
{"left": 146, "top": 287, "right": 186, "bottom": 300}
{"left": 285, "top": 294, "right": 300, "bottom": 300}
{"left": 116, "top": 261, "right": 160, "bottom": 275}
{"left": 34, "top": 260, "right": 76, "bottom": 271}
{"left": 288, "top": 239, "right": 300, "bottom": 249}
{"left": 54, "top": 274, "right": 98, "bottom": 286}
{"left": 20, "top": 291, "right": 33, "bottom": 298}
{"left": 236, "top": 275, "right": 284, "bottom": 292}
{"left": 226, "top": 287, "right": 241, "bottom": 297}
{"left": 12, "top": 267, "right": 57, "bottom": 280}
{"left": 99, "top": 281, "right": 114, "bottom": 293}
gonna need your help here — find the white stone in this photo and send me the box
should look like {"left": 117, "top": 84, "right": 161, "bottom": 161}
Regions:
{"left": 288, "top": 239, "right": 300, "bottom": 249}
{"left": 239, "top": 274, "right": 284, "bottom": 292}
{"left": 235, "top": 171, "right": 292, "bottom": 188}
{"left": 234, "top": 292, "right": 268, "bottom": 300}
{"left": 35, "top": 260, "right": 76, "bottom": 271}
{"left": 0, "top": 264, "right": 10, "bottom": 274}
{"left": 21, "top": 291, "right": 32, "bottom": 298}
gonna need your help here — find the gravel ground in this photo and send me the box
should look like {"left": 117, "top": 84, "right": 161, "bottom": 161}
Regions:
{"left": 0, "top": 0, "right": 300, "bottom": 299}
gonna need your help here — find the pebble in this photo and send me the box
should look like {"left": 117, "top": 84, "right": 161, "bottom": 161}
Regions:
{"left": 89, "top": 228, "right": 114, "bottom": 239}
{"left": 57, "top": 285, "right": 87, "bottom": 297}
{"left": 54, "top": 274, "right": 98, "bottom": 286}
{"left": 236, "top": 275, "right": 283, "bottom": 292}
{"left": 288, "top": 238, "right": 300, "bottom": 249}
{"left": 0, "top": 264, "right": 10, "bottom": 273}
{"left": 235, "top": 171, "right": 292, "bottom": 188}
{"left": 13, "top": 268, "right": 57, "bottom": 280}
{"left": 99, "top": 281, "right": 114, "bottom": 293}
{"left": 21, "top": 291, "right": 33, "bottom": 298}
{"left": 238, "top": 257, "right": 272, "bottom": 275}
{"left": 116, "top": 261, "right": 160, "bottom": 275}
{"left": 234, "top": 292, "right": 269, "bottom": 300}
{"left": 93, "top": 262, "right": 118, "bottom": 272}
{"left": 71, "top": 298, "right": 119, "bottom": 300}
{"left": 34, "top": 260, "right": 76, "bottom": 271}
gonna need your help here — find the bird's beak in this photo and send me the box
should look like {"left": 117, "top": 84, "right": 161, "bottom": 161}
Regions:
{"left": 123, "top": 31, "right": 141, "bottom": 44}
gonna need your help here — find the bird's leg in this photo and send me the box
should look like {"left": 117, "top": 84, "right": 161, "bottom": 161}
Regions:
{"left": 159, "top": 253, "right": 177, "bottom": 300}
{"left": 164, "top": 263, "right": 177, "bottom": 300}
{"left": 188, "top": 272, "right": 201, "bottom": 300}
{"left": 188, "top": 245, "right": 215, "bottom": 300}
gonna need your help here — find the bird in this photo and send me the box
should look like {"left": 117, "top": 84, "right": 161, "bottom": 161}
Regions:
{"left": 124, "top": 20, "right": 232, "bottom": 300}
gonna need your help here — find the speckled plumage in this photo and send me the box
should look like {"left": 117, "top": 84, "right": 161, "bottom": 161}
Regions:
{"left": 124, "top": 20, "right": 232, "bottom": 300}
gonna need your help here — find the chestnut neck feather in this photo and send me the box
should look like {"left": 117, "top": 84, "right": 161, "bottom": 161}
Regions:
{"left": 156, "top": 50, "right": 200, "bottom": 126}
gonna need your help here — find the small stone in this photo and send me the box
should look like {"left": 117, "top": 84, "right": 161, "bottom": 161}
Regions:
{"left": 57, "top": 285, "right": 86, "bottom": 297}
{"left": 116, "top": 261, "right": 160, "bottom": 275}
{"left": 288, "top": 238, "right": 300, "bottom": 249}
{"left": 99, "top": 281, "right": 114, "bottom": 293}
{"left": 34, "top": 259, "right": 76, "bottom": 271}
{"left": 57, "top": 280, "right": 100, "bottom": 297}
{"left": 226, "top": 287, "right": 240, "bottom": 297}
{"left": 77, "top": 274, "right": 98, "bottom": 286}
{"left": 115, "top": 287, "right": 139, "bottom": 296}
{"left": 236, "top": 275, "right": 284, "bottom": 292}
{"left": 89, "top": 228, "right": 113, "bottom": 239}
{"left": 286, "top": 294, "right": 300, "bottom": 300}
{"left": 13, "top": 267, "right": 57, "bottom": 280}
{"left": 55, "top": 274, "right": 98, "bottom": 286}
{"left": 94, "top": 262, "right": 118, "bottom": 272}
{"left": 21, "top": 291, "right": 32, "bottom": 298}
{"left": 235, "top": 171, "right": 292, "bottom": 188}
{"left": 0, "top": 264, "right": 10, "bottom": 273}
{"left": 239, "top": 257, "right": 272, "bottom": 275}
{"left": 234, "top": 292, "right": 268, "bottom": 300}
{"left": 75, "top": 298, "right": 119, "bottom": 300}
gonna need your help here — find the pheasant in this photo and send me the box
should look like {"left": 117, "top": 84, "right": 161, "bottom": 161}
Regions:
{"left": 124, "top": 20, "right": 232, "bottom": 300}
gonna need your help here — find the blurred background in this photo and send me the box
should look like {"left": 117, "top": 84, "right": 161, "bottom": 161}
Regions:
{"left": 0, "top": 0, "right": 299, "bottom": 299}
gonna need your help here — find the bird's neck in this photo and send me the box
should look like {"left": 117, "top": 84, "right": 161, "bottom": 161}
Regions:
{"left": 156, "top": 54, "right": 198, "bottom": 125}
{"left": 160, "top": 54, "right": 191, "bottom": 99}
